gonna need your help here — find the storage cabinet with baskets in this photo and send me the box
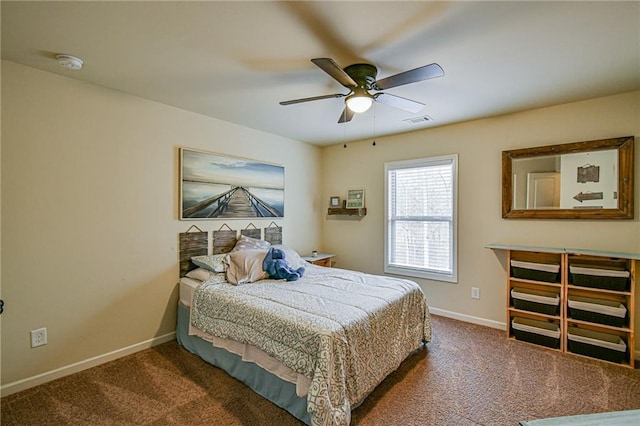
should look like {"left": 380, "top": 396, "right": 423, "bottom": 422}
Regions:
{"left": 489, "top": 244, "right": 637, "bottom": 368}
{"left": 507, "top": 249, "right": 564, "bottom": 351}
{"left": 565, "top": 253, "right": 635, "bottom": 366}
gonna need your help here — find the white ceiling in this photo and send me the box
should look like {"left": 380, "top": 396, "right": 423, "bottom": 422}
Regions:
{"left": 2, "top": 1, "right": 639, "bottom": 146}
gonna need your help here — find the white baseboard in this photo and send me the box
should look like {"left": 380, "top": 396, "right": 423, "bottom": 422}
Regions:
{"left": 3, "top": 309, "right": 638, "bottom": 397}
{"left": 429, "top": 307, "right": 507, "bottom": 330}
{"left": 1, "top": 332, "right": 176, "bottom": 397}
{"left": 428, "top": 307, "right": 640, "bottom": 364}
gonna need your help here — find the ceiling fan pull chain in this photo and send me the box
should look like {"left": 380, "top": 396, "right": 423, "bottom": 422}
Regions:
{"left": 372, "top": 103, "right": 377, "bottom": 147}
{"left": 343, "top": 110, "right": 348, "bottom": 148}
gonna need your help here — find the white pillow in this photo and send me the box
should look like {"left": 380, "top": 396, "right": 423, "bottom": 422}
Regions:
{"left": 191, "top": 254, "right": 227, "bottom": 272}
{"left": 185, "top": 267, "right": 217, "bottom": 281}
{"left": 231, "top": 235, "right": 271, "bottom": 252}
{"left": 272, "top": 245, "right": 308, "bottom": 269}
{"left": 185, "top": 268, "right": 228, "bottom": 284}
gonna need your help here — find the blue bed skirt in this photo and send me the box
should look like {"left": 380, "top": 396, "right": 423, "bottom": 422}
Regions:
{"left": 176, "top": 303, "right": 312, "bottom": 425}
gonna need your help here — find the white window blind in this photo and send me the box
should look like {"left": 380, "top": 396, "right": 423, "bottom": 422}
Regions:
{"left": 384, "top": 154, "right": 457, "bottom": 282}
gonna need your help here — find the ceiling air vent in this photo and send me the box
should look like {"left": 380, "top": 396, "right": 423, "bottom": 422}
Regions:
{"left": 403, "top": 115, "right": 433, "bottom": 125}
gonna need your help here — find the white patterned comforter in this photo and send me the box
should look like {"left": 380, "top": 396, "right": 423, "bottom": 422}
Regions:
{"left": 191, "top": 265, "right": 431, "bottom": 426}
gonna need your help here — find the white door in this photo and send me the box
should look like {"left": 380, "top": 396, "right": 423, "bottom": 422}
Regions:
{"left": 527, "top": 172, "right": 560, "bottom": 209}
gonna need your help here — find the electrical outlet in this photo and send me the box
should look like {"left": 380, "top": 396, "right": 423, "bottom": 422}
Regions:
{"left": 471, "top": 287, "right": 480, "bottom": 299}
{"left": 31, "top": 327, "right": 47, "bottom": 348}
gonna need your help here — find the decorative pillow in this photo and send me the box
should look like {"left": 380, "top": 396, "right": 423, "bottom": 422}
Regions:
{"left": 224, "top": 249, "right": 268, "bottom": 285}
{"left": 191, "top": 254, "right": 227, "bottom": 273}
{"left": 205, "top": 272, "right": 228, "bottom": 285}
{"left": 272, "top": 245, "right": 308, "bottom": 269}
{"left": 231, "top": 234, "right": 271, "bottom": 252}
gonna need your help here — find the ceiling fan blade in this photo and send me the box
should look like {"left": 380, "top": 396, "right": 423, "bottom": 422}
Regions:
{"left": 374, "top": 93, "right": 425, "bottom": 113}
{"left": 373, "top": 63, "right": 444, "bottom": 90}
{"left": 311, "top": 58, "right": 357, "bottom": 88}
{"left": 337, "top": 107, "right": 355, "bottom": 123}
{"left": 280, "top": 93, "right": 346, "bottom": 106}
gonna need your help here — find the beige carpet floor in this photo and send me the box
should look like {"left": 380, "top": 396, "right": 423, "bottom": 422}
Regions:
{"left": 2, "top": 315, "right": 640, "bottom": 425}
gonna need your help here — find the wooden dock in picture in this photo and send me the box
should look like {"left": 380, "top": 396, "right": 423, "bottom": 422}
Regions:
{"left": 182, "top": 186, "right": 282, "bottom": 218}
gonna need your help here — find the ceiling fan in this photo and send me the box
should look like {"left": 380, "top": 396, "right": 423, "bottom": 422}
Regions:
{"left": 280, "top": 58, "right": 444, "bottom": 123}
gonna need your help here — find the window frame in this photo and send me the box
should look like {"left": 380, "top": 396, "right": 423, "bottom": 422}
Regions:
{"left": 384, "top": 154, "right": 458, "bottom": 283}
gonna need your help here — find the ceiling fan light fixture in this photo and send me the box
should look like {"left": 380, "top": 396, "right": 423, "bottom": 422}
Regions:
{"left": 280, "top": 58, "right": 444, "bottom": 124}
{"left": 346, "top": 92, "right": 373, "bottom": 113}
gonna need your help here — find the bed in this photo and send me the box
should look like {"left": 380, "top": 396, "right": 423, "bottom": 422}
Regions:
{"left": 176, "top": 229, "right": 431, "bottom": 426}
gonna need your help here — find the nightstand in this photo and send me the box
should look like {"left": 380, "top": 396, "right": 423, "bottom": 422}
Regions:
{"left": 302, "top": 253, "right": 335, "bottom": 267}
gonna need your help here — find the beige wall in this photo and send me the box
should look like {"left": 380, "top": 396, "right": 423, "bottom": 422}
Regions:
{"left": 0, "top": 61, "right": 323, "bottom": 391}
{"left": 2, "top": 59, "right": 638, "bottom": 393}
{"left": 321, "top": 91, "right": 639, "bottom": 336}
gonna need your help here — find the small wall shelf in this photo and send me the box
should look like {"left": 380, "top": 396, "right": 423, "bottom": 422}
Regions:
{"left": 327, "top": 208, "right": 367, "bottom": 216}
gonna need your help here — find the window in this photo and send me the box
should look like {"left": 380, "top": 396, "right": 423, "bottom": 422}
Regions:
{"left": 384, "top": 154, "right": 458, "bottom": 282}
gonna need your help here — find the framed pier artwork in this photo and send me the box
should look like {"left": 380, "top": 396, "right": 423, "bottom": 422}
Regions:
{"left": 180, "top": 148, "right": 284, "bottom": 220}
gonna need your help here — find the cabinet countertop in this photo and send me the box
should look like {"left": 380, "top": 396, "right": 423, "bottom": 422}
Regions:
{"left": 487, "top": 243, "right": 640, "bottom": 260}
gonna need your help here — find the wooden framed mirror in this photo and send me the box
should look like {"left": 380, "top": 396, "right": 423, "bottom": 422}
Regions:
{"left": 502, "top": 136, "right": 634, "bottom": 219}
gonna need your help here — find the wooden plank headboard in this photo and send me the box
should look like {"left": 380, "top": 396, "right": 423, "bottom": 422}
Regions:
{"left": 264, "top": 222, "right": 282, "bottom": 245}
{"left": 179, "top": 230, "right": 208, "bottom": 277}
{"left": 212, "top": 225, "right": 237, "bottom": 254}
{"left": 179, "top": 223, "right": 282, "bottom": 277}
{"left": 241, "top": 223, "right": 261, "bottom": 240}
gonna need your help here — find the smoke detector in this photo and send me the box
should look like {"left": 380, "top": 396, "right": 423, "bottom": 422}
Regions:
{"left": 56, "top": 54, "right": 83, "bottom": 70}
